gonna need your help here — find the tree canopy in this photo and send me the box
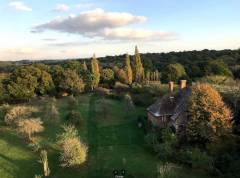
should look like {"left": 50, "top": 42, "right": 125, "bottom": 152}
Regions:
{"left": 186, "top": 84, "right": 232, "bottom": 145}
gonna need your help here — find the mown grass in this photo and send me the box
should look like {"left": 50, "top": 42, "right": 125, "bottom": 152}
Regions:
{"left": 0, "top": 94, "right": 213, "bottom": 178}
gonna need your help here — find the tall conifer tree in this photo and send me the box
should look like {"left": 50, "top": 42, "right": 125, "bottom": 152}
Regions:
{"left": 124, "top": 53, "right": 133, "bottom": 85}
{"left": 91, "top": 54, "right": 100, "bottom": 89}
{"left": 133, "top": 46, "right": 144, "bottom": 82}
{"left": 83, "top": 61, "right": 88, "bottom": 71}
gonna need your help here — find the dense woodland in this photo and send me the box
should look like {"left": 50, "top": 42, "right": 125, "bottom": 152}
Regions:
{"left": 1, "top": 47, "right": 240, "bottom": 178}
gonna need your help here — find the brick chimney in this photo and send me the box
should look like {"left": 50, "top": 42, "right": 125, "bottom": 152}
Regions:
{"left": 179, "top": 80, "right": 187, "bottom": 90}
{"left": 169, "top": 81, "right": 174, "bottom": 93}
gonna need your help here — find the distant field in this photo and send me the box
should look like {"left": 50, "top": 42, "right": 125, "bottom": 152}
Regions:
{"left": 0, "top": 94, "right": 212, "bottom": 178}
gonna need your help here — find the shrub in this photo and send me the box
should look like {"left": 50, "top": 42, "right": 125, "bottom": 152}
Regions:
{"left": 114, "top": 82, "right": 130, "bottom": 92}
{"left": 199, "top": 75, "right": 233, "bottom": 85}
{"left": 95, "top": 87, "right": 111, "bottom": 95}
{"left": 178, "top": 148, "right": 213, "bottom": 171}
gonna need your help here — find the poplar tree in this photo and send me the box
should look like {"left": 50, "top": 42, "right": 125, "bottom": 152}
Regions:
{"left": 124, "top": 54, "right": 133, "bottom": 85}
{"left": 133, "top": 46, "right": 144, "bottom": 82}
{"left": 146, "top": 71, "right": 150, "bottom": 82}
{"left": 156, "top": 70, "right": 160, "bottom": 81}
{"left": 91, "top": 54, "right": 100, "bottom": 89}
{"left": 83, "top": 61, "right": 88, "bottom": 71}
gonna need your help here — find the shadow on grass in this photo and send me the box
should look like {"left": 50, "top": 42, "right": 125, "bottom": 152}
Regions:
{"left": 0, "top": 130, "right": 39, "bottom": 178}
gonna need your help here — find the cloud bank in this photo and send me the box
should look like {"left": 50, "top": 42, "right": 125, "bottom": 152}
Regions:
{"left": 32, "top": 8, "right": 175, "bottom": 41}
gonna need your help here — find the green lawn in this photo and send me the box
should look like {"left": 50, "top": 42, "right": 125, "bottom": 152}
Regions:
{"left": 0, "top": 94, "right": 212, "bottom": 178}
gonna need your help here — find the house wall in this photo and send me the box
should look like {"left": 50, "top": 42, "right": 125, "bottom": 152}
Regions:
{"left": 148, "top": 112, "right": 170, "bottom": 128}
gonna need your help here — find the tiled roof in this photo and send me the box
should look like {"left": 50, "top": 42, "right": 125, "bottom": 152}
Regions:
{"left": 147, "top": 88, "right": 191, "bottom": 118}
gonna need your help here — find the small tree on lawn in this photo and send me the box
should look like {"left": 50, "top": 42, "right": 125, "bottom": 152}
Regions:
{"left": 17, "top": 118, "right": 44, "bottom": 141}
{"left": 39, "top": 150, "right": 50, "bottom": 177}
{"left": 4, "top": 106, "right": 38, "bottom": 126}
{"left": 57, "top": 125, "right": 88, "bottom": 167}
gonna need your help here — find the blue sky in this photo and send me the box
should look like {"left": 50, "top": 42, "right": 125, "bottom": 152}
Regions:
{"left": 0, "top": 0, "right": 240, "bottom": 61}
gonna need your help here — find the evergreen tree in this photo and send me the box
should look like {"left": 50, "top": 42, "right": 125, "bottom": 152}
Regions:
{"left": 124, "top": 54, "right": 133, "bottom": 85}
{"left": 133, "top": 46, "right": 144, "bottom": 82}
{"left": 91, "top": 54, "right": 100, "bottom": 89}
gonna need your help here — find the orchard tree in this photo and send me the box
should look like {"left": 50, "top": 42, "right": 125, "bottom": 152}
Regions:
{"left": 124, "top": 54, "right": 133, "bottom": 85}
{"left": 133, "top": 46, "right": 144, "bottom": 82}
{"left": 4, "top": 106, "right": 38, "bottom": 126}
{"left": 91, "top": 54, "right": 100, "bottom": 89}
{"left": 162, "top": 63, "right": 187, "bottom": 83}
{"left": 57, "top": 125, "right": 87, "bottom": 167}
{"left": 186, "top": 84, "right": 232, "bottom": 145}
{"left": 17, "top": 118, "right": 44, "bottom": 141}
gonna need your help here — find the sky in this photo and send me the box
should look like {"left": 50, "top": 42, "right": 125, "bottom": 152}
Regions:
{"left": 0, "top": 0, "right": 240, "bottom": 61}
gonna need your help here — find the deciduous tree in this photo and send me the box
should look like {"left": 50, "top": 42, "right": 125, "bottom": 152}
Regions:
{"left": 59, "top": 69, "right": 85, "bottom": 94}
{"left": 17, "top": 118, "right": 44, "bottom": 141}
{"left": 162, "top": 63, "right": 187, "bottom": 83}
{"left": 57, "top": 125, "right": 87, "bottom": 167}
{"left": 186, "top": 84, "right": 232, "bottom": 145}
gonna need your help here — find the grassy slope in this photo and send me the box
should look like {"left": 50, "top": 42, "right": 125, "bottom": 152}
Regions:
{"left": 0, "top": 94, "right": 212, "bottom": 178}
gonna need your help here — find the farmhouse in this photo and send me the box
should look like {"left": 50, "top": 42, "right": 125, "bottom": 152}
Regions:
{"left": 147, "top": 80, "right": 191, "bottom": 133}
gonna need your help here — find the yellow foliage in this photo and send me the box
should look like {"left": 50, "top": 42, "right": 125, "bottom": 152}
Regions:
{"left": 187, "top": 83, "right": 232, "bottom": 144}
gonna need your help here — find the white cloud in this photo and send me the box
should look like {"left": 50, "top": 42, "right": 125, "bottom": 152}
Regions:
{"left": 33, "top": 8, "right": 146, "bottom": 33}
{"left": 102, "top": 28, "right": 176, "bottom": 41}
{"left": 32, "top": 8, "right": 175, "bottom": 41}
{"left": 76, "top": 3, "right": 95, "bottom": 10}
{"left": 54, "top": 4, "right": 70, "bottom": 12}
{"left": 9, "top": 1, "right": 32, "bottom": 12}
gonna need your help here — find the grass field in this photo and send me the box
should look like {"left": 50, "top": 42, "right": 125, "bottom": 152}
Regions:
{"left": 0, "top": 94, "right": 212, "bottom": 178}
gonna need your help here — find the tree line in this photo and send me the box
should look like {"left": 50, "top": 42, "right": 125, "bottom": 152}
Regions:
{"left": 0, "top": 47, "right": 237, "bottom": 102}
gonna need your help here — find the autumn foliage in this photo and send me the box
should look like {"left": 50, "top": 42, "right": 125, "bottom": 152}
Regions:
{"left": 186, "top": 83, "right": 232, "bottom": 144}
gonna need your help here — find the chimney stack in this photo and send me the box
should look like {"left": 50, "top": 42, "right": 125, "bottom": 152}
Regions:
{"left": 179, "top": 80, "right": 187, "bottom": 90}
{"left": 169, "top": 81, "right": 174, "bottom": 93}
